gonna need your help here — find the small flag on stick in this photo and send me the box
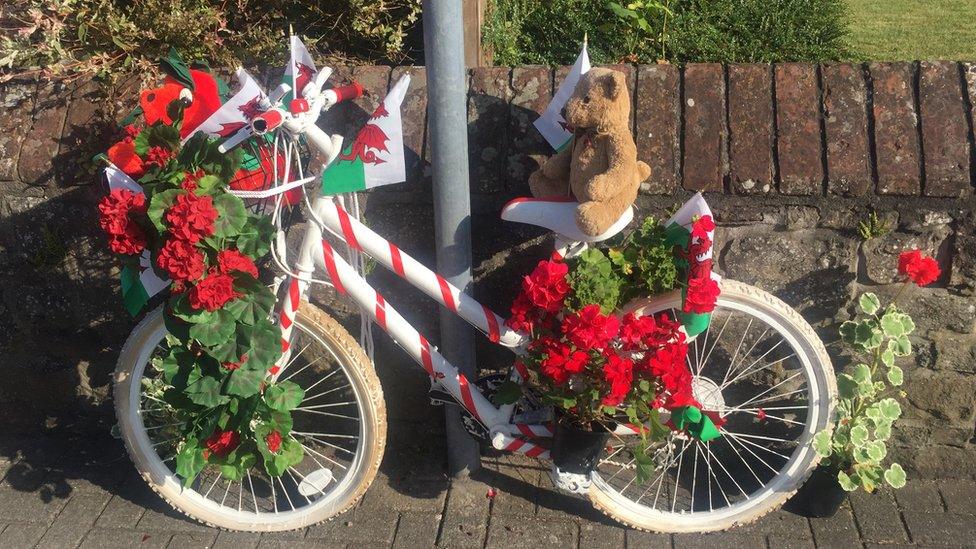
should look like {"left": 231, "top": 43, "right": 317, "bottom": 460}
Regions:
{"left": 534, "top": 41, "right": 590, "bottom": 151}
{"left": 321, "top": 74, "right": 411, "bottom": 195}
{"left": 281, "top": 34, "right": 316, "bottom": 103}
{"left": 664, "top": 193, "right": 721, "bottom": 337}
{"left": 187, "top": 68, "right": 268, "bottom": 142}
{"left": 103, "top": 163, "right": 170, "bottom": 315}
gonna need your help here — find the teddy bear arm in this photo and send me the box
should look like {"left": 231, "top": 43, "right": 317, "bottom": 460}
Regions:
{"left": 539, "top": 144, "right": 573, "bottom": 180}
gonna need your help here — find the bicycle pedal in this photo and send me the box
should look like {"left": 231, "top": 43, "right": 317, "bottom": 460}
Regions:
{"left": 549, "top": 466, "right": 592, "bottom": 495}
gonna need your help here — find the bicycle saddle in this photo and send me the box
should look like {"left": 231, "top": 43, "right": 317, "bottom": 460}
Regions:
{"left": 500, "top": 197, "right": 633, "bottom": 243}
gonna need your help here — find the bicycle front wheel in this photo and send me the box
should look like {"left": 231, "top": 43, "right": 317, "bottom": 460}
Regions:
{"left": 589, "top": 280, "right": 836, "bottom": 532}
{"left": 114, "top": 302, "right": 386, "bottom": 531}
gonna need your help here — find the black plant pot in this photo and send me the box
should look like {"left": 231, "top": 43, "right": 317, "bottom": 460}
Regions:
{"left": 551, "top": 420, "right": 613, "bottom": 475}
{"left": 787, "top": 466, "right": 848, "bottom": 518}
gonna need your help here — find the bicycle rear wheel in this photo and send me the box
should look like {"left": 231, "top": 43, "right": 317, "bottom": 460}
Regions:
{"left": 589, "top": 280, "right": 836, "bottom": 532}
{"left": 114, "top": 302, "right": 386, "bottom": 531}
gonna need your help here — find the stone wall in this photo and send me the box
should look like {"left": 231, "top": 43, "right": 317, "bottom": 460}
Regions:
{"left": 0, "top": 62, "right": 973, "bottom": 477}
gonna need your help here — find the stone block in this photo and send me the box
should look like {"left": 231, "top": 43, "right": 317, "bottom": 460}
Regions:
{"left": 436, "top": 479, "right": 490, "bottom": 548}
{"left": 469, "top": 67, "right": 513, "bottom": 194}
{"left": 871, "top": 285, "right": 976, "bottom": 335}
{"left": 721, "top": 230, "right": 858, "bottom": 326}
{"left": 17, "top": 79, "right": 69, "bottom": 186}
{"left": 360, "top": 471, "right": 448, "bottom": 512}
{"left": 672, "top": 532, "right": 766, "bottom": 548}
{"left": 305, "top": 505, "right": 397, "bottom": 544}
{"left": 848, "top": 488, "right": 909, "bottom": 543}
{"left": 0, "top": 522, "right": 48, "bottom": 548}
{"left": 951, "top": 212, "right": 976, "bottom": 293}
{"left": 626, "top": 529, "right": 672, "bottom": 548}
{"left": 393, "top": 511, "right": 440, "bottom": 548}
{"left": 507, "top": 66, "right": 552, "bottom": 194}
{"left": 578, "top": 521, "right": 626, "bottom": 549}
{"left": 822, "top": 63, "right": 872, "bottom": 196}
{"left": 0, "top": 487, "right": 67, "bottom": 523}
{"left": 36, "top": 522, "right": 91, "bottom": 547}
{"left": 168, "top": 532, "right": 219, "bottom": 548}
{"left": 891, "top": 418, "right": 974, "bottom": 447}
{"left": 55, "top": 81, "right": 115, "bottom": 187}
{"left": 775, "top": 63, "right": 824, "bottom": 195}
{"left": 899, "top": 443, "right": 976, "bottom": 480}
{"left": 80, "top": 528, "right": 170, "bottom": 548}
{"left": 903, "top": 370, "right": 976, "bottom": 424}
{"left": 892, "top": 479, "right": 945, "bottom": 511}
{"left": 808, "top": 502, "right": 860, "bottom": 547}
{"left": 766, "top": 534, "right": 815, "bottom": 548}
{"left": 682, "top": 63, "right": 726, "bottom": 192}
{"left": 931, "top": 331, "right": 976, "bottom": 373}
{"left": 870, "top": 63, "right": 922, "bottom": 195}
{"left": 0, "top": 77, "right": 37, "bottom": 181}
{"left": 635, "top": 64, "right": 680, "bottom": 194}
{"left": 213, "top": 530, "right": 261, "bottom": 549}
{"left": 860, "top": 226, "right": 951, "bottom": 285}
{"left": 728, "top": 64, "right": 775, "bottom": 195}
{"left": 485, "top": 516, "right": 576, "bottom": 549}
{"left": 939, "top": 480, "right": 976, "bottom": 513}
{"left": 54, "top": 490, "right": 112, "bottom": 524}
{"left": 902, "top": 511, "right": 976, "bottom": 545}
{"left": 918, "top": 62, "right": 970, "bottom": 197}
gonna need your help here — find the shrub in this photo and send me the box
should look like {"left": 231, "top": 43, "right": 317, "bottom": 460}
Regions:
{"left": 0, "top": 0, "right": 422, "bottom": 83}
{"left": 484, "top": 0, "right": 851, "bottom": 65}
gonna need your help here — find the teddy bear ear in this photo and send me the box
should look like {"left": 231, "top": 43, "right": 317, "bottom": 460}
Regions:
{"left": 600, "top": 71, "right": 625, "bottom": 100}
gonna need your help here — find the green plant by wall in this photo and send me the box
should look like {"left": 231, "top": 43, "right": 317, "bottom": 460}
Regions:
{"left": 484, "top": 0, "right": 851, "bottom": 65}
{"left": 858, "top": 211, "right": 891, "bottom": 241}
{"left": 0, "top": 0, "right": 422, "bottom": 83}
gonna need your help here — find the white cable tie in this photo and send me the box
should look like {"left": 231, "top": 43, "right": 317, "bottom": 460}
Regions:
{"left": 227, "top": 175, "right": 315, "bottom": 199}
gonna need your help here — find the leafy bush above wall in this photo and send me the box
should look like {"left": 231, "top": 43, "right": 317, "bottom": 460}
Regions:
{"left": 0, "top": 0, "right": 422, "bottom": 83}
{"left": 483, "top": 0, "right": 851, "bottom": 65}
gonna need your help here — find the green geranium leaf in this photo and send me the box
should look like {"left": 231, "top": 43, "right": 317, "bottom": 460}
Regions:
{"left": 837, "top": 374, "right": 858, "bottom": 399}
{"left": 881, "top": 348, "right": 895, "bottom": 368}
{"left": 813, "top": 429, "right": 833, "bottom": 457}
{"left": 186, "top": 374, "right": 229, "bottom": 407}
{"left": 176, "top": 439, "right": 206, "bottom": 487}
{"left": 265, "top": 381, "right": 304, "bottom": 412}
{"left": 900, "top": 315, "right": 916, "bottom": 335}
{"left": 850, "top": 424, "right": 869, "bottom": 446}
{"left": 236, "top": 215, "right": 275, "bottom": 259}
{"left": 887, "top": 365, "right": 904, "bottom": 386}
{"left": 874, "top": 421, "right": 892, "bottom": 441}
{"left": 859, "top": 293, "right": 881, "bottom": 315}
{"left": 884, "top": 463, "right": 907, "bottom": 489}
{"left": 225, "top": 367, "right": 265, "bottom": 398}
{"left": 213, "top": 193, "right": 248, "bottom": 239}
{"left": 866, "top": 440, "right": 887, "bottom": 461}
{"left": 189, "top": 310, "right": 235, "bottom": 346}
{"left": 839, "top": 321, "right": 858, "bottom": 344}
{"left": 890, "top": 335, "right": 912, "bottom": 357}
{"left": 880, "top": 311, "right": 905, "bottom": 337}
{"left": 194, "top": 174, "right": 222, "bottom": 195}
{"left": 879, "top": 398, "right": 902, "bottom": 420}
{"left": 240, "top": 318, "right": 282, "bottom": 371}
{"left": 837, "top": 470, "right": 859, "bottom": 491}
{"left": 855, "top": 321, "right": 883, "bottom": 350}
{"left": 852, "top": 363, "right": 872, "bottom": 384}
{"left": 147, "top": 189, "right": 182, "bottom": 233}
{"left": 492, "top": 380, "right": 522, "bottom": 405}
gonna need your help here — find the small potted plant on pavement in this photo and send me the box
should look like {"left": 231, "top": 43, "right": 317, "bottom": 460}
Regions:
{"left": 796, "top": 249, "right": 941, "bottom": 517}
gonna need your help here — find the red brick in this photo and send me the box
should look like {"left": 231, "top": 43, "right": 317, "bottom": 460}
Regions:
{"left": 682, "top": 63, "right": 726, "bottom": 192}
{"left": 468, "top": 67, "right": 512, "bottom": 193}
{"left": 822, "top": 63, "right": 872, "bottom": 196}
{"left": 870, "top": 62, "right": 921, "bottom": 195}
{"left": 507, "top": 66, "right": 552, "bottom": 193}
{"left": 919, "top": 61, "right": 970, "bottom": 197}
{"left": 728, "top": 64, "right": 774, "bottom": 194}
{"left": 775, "top": 63, "right": 824, "bottom": 195}
{"left": 635, "top": 64, "right": 680, "bottom": 194}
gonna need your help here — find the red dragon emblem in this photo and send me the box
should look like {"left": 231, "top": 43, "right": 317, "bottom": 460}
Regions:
{"left": 338, "top": 101, "right": 392, "bottom": 165}
{"left": 216, "top": 121, "right": 247, "bottom": 138}
{"left": 295, "top": 62, "right": 315, "bottom": 95}
{"left": 237, "top": 95, "right": 263, "bottom": 119}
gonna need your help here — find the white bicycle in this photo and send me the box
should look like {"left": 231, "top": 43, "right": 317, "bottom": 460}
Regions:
{"left": 113, "top": 66, "right": 837, "bottom": 533}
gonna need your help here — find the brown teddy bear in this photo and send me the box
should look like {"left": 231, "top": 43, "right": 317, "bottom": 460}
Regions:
{"left": 528, "top": 68, "right": 651, "bottom": 236}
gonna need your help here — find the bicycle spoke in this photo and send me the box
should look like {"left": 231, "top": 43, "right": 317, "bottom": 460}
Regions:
{"left": 721, "top": 431, "right": 799, "bottom": 445}
{"left": 723, "top": 348, "right": 794, "bottom": 389}
{"left": 297, "top": 439, "right": 350, "bottom": 471}
{"left": 302, "top": 383, "right": 353, "bottom": 404}
{"left": 296, "top": 401, "right": 357, "bottom": 410}
{"left": 724, "top": 431, "right": 780, "bottom": 475}
{"left": 701, "top": 310, "right": 733, "bottom": 371}
{"left": 724, "top": 430, "right": 794, "bottom": 461}
{"left": 293, "top": 408, "right": 359, "bottom": 420}
{"left": 731, "top": 371, "right": 805, "bottom": 409}
{"left": 720, "top": 319, "right": 755, "bottom": 385}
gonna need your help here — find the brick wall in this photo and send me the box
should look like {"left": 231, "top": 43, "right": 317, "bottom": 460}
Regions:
{"left": 0, "top": 63, "right": 973, "bottom": 477}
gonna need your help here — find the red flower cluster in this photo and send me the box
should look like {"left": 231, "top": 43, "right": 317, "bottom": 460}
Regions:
{"left": 602, "top": 352, "right": 634, "bottom": 406}
{"left": 97, "top": 189, "right": 147, "bottom": 255}
{"left": 145, "top": 145, "right": 175, "bottom": 168}
{"left": 506, "top": 259, "right": 570, "bottom": 334}
{"left": 266, "top": 430, "right": 283, "bottom": 454}
{"left": 189, "top": 271, "right": 239, "bottom": 311}
{"left": 533, "top": 337, "right": 588, "bottom": 384}
{"left": 165, "top": 192, "right": 218, "bottom": 243}
{"left": 683, "top": 215, "right": 719, "bottom": 314}
{"left": 157, "top": 238, "right": 205, "bottom": 282}
{"left": 218, "top": 249, "right": 259, "bottom": 278}
{"left": 203, "top": 429, "right": 240, "bottom": 459}
{"left": 898, "top": 249, "right": 941, "bottom": 287}
{"left": 562, "top": 304, "right": 619, "bottom": 350}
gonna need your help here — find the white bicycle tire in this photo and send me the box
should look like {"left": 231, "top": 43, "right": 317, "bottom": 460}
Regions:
{"left": 589, "top": 279, "right": 837, "bottom": 532}
{"left": 114, "top": 302, "right": 386, "bottom": 531}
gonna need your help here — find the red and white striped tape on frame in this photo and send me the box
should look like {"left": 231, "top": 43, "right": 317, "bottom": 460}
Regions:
{"left": 271, "top": 276, "right": 303, "bottom": 377}
{"left": 494, "top": 432, "right": 550, "bottom": 460}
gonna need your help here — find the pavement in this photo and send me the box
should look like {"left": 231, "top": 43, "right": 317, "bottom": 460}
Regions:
{"left": 0, "top": 432, "right": 973, "bottom": 549}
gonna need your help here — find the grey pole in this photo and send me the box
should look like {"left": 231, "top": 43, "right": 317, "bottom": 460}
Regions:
{"left": 422, "top": 0, "right": 481, "bottom": 476}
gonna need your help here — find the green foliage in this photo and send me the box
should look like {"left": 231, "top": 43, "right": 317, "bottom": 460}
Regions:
{"left": 483, "top": 0, "right": 851, "bottom": 65}
{"left": 566, "top": 248, "right": 625, "bottom": 313}
{"left": 858, "top": 211, "right": 891, "bottom": 241}
{"left": 1, "top": 0, "right": 423, "bottom": 83}
{"left": 815, "top": 291, "right": 916, "bottom": 493}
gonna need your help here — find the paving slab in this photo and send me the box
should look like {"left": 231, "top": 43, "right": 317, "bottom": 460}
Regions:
{"left": 625, "top": 529, "right": 672, "bottom": 549}
{"left": 36, "top": 521, "right": 92, "bottom": 547}
{"left": 902, "top": 511, "right": 976, "bottom": 545}
{"left": 394, "top": 511, "right": 440, "bottom": 548}
{"left": 578, "top": 521, "right": 626, "bottom": 549}
{"left": 79, "top": 527, "right": 171, "bottom": 548}
{"left": 213, "top": 530, "right": 261, "bottom": 549}
{"left": 938, "top": 480, "right": 976, "bottom": 515}
{"left": 0, "top": 522, "right": 48, "bottom": 548}
{"left": 0, "top": 486, "right": 68, "bottom": 523}
{"left": 484, "top": 515, "right": 576, "bottom": 549}
{"left": 849, "top": 488, "right": 911, "bottom": 543}
{"left": 166, "top": 531, "right": 219, "bottom": 548}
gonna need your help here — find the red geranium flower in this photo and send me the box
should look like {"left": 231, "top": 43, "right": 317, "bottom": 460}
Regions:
{"left": 106, "top": 140, "right": 145, "bottom": 179}
{"left": 156, "top": 238, "right": 205, "bottom": 282}
{"left": 562, "top": 304, "right": 619, "bottom": 351}
{"left": 123, "top": 124, "right": 140, "bottom": 141}
{"left": 521, "top": 259, "right": 570, "bottom": 313}
{"left": 265, "top": 430, "right": 283, "bottom": 454}
{"left": 107, "top": 225, "right": 147, "bottom": 255}
{"left": 203, "top": 429, "right": 240, "bottom": 459}
{"left": 684, "top": 276, "right": 720, "bottom": 314}
{"left": 537, "top": 337, "right": 588, "bottom": 384}
{"left": 189, "top": 272, "right": 239, "bottom": 311}
{"left": 506, "top": 293, "right": 539, "bottom": 333}
{"left": 165, "top": 192, "right": 218, "bottom": 243}
{"left": 645, "top": 342, "right": 691, "bottom": 395}
{"left": 897, "top": 249, "right": 941, "bottom": 287}
{"left": 222, "top": 354, "right": 248, "bottom": 371}
{"left": 619, "top": 312, "right": 657, "bottom": 350}
{"left": 98, "top": 189, "right": 147, "bottom": 255}
{"left": 181, "top": 169, "right": 206, "bottom": 192}
{"left": 602, "top": 352, "right": 634, "bottom": 407}
{"left": 145, "top": 145, "right": 175, "bottom": 168}
{"left": 218, "top": 249, "right": 259, "bottom": 278}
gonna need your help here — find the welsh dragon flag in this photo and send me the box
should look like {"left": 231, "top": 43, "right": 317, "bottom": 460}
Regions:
{"left": 535, "top": 42, "right": 590, "bottom": 152}
{"left": 104, "top": 164, "right": 170, "bottom": 315}
{"left": 321, "top": 74, "right": 410, "bottom": 195}
{"left": 664, "top": 193, "right": 721, "bottom": 337}
{"left": 281, "top": 34, "right": 316, "bottom": 104}
{"left": 186, "top": 68, "right": 268, "bottom": 142}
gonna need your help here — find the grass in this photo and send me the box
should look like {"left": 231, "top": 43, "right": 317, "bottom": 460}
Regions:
{"left": 846, "top": 0, "right": 976, "bottom": 60}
